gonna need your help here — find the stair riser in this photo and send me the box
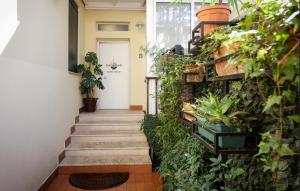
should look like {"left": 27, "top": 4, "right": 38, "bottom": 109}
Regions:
{"left": 71, "top": 136, "right": 147, "bottom": 142}
{"left": 75, "top": 125, "right": 141, "bottom": 131}
{"left": 58, "top": 165, "right": 152, "bottom": 174}
{"left": 79, "top": 116, "right": 144, "bottom": 122}
{"left": 65, "top": 149, "right": 149, "bottom": 156}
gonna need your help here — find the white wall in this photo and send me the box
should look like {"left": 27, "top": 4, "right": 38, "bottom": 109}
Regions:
{"left": 0, "top": 0, "right": 81, "bottom": 190}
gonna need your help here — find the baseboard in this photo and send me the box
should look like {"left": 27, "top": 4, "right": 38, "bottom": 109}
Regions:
{"left": 58, "top": 150, "right": 65, "bottom": 163}
{"left": 70, "top": 125, "right": 75, "bottom": 134}
{"left": 37, "top": 167, "right": 58, "bottom": 191}
{"left": 65, "top": 136, "right": 71, "bottom": 147}
{"left": 38, "top": 114, "right": 78, "bottom": 190}
{"left": 75, "top": 115, "right": 79, "bottom": 123}
{"left": 130, "top": 105, "right": 143, "bottom": 111}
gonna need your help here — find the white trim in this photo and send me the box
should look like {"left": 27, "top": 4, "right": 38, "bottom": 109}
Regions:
{"left": 146, "top": 0, "right": 155, "bottom": 76}
{"left": 84, "top": 1, "right": 146, "bottom": 10}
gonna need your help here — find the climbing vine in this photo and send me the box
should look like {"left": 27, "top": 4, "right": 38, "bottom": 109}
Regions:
{"left": 146, "top": 0, "right": 299, "bottom": 190}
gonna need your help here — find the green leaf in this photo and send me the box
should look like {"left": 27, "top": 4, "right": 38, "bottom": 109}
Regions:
{"left": 282, "top": 90, "right": 295, "bottom": 103}
{"left": 257, "top": 49, "right": 268, "bottom": 60}
{"left": 278, "top": 144, "right": 295, "bottom": 157}
{"left": 263, "top": 95, "right": 282, "bottom": 112}
{"left": 288, "top": 115, "right": 300, "bottom": 123}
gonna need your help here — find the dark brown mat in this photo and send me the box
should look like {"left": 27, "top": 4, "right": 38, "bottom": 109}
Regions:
{"left": 69, "top": 172, "right": 129, "bottom": 190}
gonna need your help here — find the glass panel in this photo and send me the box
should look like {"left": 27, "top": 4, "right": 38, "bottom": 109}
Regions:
{"left": 156, "top": 2, "right": 191, "bottom": 50}
{"left": 97, "top": 23, "right": 129, "bottom": 31}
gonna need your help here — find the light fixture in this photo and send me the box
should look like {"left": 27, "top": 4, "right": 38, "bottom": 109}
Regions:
{"left": 135, "top": 21, "right": 144, "bottom": 29}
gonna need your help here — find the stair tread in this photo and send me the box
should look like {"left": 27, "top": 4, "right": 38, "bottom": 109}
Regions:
{"left": 66, "top": 141, "right": 149, "bottom": 150}
{"left": 80, "top": 110, "right": 143, "bottom": 116}
{"left": 60, "top": 155, "right": 152, "bottom": 166}
{"left": 72, "top": 130, "right": 144, "bottom": 136}
{"left": 76, "top": 121, "right": 140, "bottom": 125}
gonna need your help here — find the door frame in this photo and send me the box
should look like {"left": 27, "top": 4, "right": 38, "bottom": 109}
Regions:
{"left": 96, "top": 39, "right": 131, "bottom": 109}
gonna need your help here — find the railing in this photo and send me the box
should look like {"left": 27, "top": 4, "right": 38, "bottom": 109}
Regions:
{"left": 145, "top": 76, "right": 159, "bottom": 115}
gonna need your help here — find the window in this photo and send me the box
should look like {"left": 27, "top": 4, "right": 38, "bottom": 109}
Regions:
{"left": 68, "top": 0, "right": 78, "bottom": 72}
{"left": 153, "top": 1, "right": 229, "bottom": 52}
{"left": 156, "top": 3, "right": 191, "bottom": 50}
{"left": 97, "top": 22, "right": 129, "bottom": 32}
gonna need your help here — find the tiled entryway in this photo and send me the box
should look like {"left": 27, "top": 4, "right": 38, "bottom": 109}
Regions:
{"left": 46, "top": 172, "right": 163, "bottom": 191}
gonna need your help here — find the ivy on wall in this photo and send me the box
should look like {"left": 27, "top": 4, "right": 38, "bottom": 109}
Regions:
{"left": 146, "top": 0, "right": 299, "bottom": 190}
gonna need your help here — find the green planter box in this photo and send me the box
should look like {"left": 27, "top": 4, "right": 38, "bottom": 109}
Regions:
{"left": 196, "top": 117, "right": 245, "bottom": 148}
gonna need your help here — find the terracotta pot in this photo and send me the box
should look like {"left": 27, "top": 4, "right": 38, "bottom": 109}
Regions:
{"left": 183, "top": 112, "right": 196, "bottom": 122}
{"left": 182, "top": 102, "right": 193, "bottom": 112}
{"left": 214, "top": 41, "right": 240, "bottom": 59}
{"left": 214, "top": 41, "right": 243, "bottom": 76}
{"left": 83, "top": 98, "right": 98, "bottom": 112}
{"left": 196, "top": 5, "right": 231, "bottom": 35}
{"left": 160, "top": 54, "right": 173, "bottom": 62}
{"left": 184, "top": 64, "right": 205, "bottom": 82}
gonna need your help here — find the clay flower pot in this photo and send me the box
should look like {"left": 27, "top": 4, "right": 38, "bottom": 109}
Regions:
{"left": 184, "top": 64, "right": 205, "bottom": 82}
{"left": 83, "top": 98, "right": 98, "bottom": 112}
{"left": 214, "top": 41, "right": 243, "bottom": 76}
{"left": 160, "top": 54, "right": 173, "bottom": 62}
{"left": 196, "top": 5, "right": 231, "bottom": 35}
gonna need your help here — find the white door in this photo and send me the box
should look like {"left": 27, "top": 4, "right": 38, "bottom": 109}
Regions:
{"left": 97, "top": 41, "right": 130, "bottom": 109}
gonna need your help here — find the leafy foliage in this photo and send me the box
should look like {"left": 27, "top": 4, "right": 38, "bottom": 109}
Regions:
{"left": 141, "top": 114, "right": 161, "bottom": 160}
{"left": 77, "top": 52, "right": 104, "bottom": 98}
{"left": 159, "top": 136, "right": 209, "bottom": 191}
{"left": 145, "top": 0, "right": 299, "bottom": 190}
{"left": 192, "top": 93, "right": 252, "bottom": 127}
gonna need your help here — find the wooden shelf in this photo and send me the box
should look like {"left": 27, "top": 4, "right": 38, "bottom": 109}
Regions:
{"left": 207, "top": 73, "right": 244, "bottom": 81}
{"left": 181, "top": 72, "right": 205, "bottom": 85}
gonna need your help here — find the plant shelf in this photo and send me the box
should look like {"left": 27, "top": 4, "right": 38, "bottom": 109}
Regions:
{"left": 207, "top": 73, "right": 244, "bottom": 81}
{"left": 182, "top": 72, "right": 205, "bottom": 85}
{"left": 192, "top": 124, "right": 258, "bottom": 154}
{"left": 188, "top": 21, "right": 237, "bottom": 55}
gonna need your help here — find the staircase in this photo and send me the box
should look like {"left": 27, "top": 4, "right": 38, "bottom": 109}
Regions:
{"left": 58, "top": 110, "right": 152, "bottom": 174}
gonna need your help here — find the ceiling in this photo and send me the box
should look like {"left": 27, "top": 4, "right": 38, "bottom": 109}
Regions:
{"left": 83, "top": 0, "right": 146, "bottom": 10}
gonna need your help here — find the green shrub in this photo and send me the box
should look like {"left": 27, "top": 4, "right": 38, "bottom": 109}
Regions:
{"left": 158, "top": 136, "right": 209, "bottom": 191}
{"left": 141, "top": 114, "right": 161, "bottom": 158}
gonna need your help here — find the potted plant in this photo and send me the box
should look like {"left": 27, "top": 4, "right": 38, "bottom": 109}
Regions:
{"left": 191, "top": 93, "right": 253, "bottom": 148}
{"left": 214, "top": 40, "right": 244, "bottom": 76}
{"left": 196, "top": 0, "right": 239, "bottom": 35}
{"left": 180, "top": 92, "right": 194, "bottom": 112}
{"left": 213, "top": 29, "right": 259, "bottom": 76}
{"left": 77, "top": 52, "right": 104, "bottom": 112}
{"left": 183, "top": 62, "right": 205, "bottom": 83}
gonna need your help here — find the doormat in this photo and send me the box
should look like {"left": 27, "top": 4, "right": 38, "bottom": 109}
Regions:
{"left": 69, "top": 172, "right": 129, "bottom": 190}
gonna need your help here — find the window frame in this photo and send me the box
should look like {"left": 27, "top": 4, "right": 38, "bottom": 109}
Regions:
{"left": 68, "top": 0, "right": 79, "bottom": 73}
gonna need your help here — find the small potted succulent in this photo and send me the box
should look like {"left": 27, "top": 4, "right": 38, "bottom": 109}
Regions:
{"left": 77, "top": 52, "right": 104, "bottom": 112}
{"left": 180, "top": 92, "right": 194, "bottom": 112}
{"left": 180, "top": 92, "right": 195, "bottom": 122}
{"left": 191, "top": 93, "right": 253, "bottom": 148}
{"left": 183, "top": 58, "right": 205, "bottom": 83}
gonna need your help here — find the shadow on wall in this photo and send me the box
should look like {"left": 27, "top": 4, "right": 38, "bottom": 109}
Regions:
{"left": 0, "top": 0, "right": 19, "bottom": 55}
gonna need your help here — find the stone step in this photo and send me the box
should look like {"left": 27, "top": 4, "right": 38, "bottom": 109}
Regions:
{"left": 70, "top": 130, "right": 147, "bottom": 142}
{"left": 65, "top": 141, "right": 150, "bottom": 156}
{"left": 60, "top": 155, "right": 152, "bottom": 166}
{"left": 79, "top": 115, "right": 144, "bottom": 122}
{"left": 75, "top": 121, "right": 141, "bottom": 131}
{"left": 59, "top": 156, "right": 152, "bottom": 174}
{"left": 79, "top": 110, "right": 144, "bottom": 122}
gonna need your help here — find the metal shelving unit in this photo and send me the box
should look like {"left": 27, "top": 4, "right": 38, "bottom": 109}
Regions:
{"left": 180, "top": 20, "right": 259, "bottom": 155}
